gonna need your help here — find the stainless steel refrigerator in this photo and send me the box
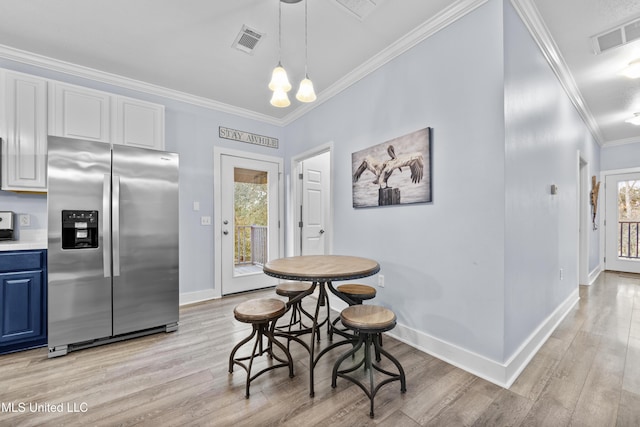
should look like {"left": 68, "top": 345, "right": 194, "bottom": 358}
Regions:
{"left": 47, "top": 136, "right": 179, "bottom": 358}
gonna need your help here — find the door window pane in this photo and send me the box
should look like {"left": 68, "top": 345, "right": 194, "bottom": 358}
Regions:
{"left": 617, "top": 180, "right": 640, "bottom": 259}
{"left": 234, "top": 168, "right": 268, "bottom": 275}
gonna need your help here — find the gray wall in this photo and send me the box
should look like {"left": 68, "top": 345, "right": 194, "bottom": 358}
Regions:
{"left": 285, "top": 0, "right": 508, "bottom": 361}
{"left": 503, "top": 1, "right": 600, "bottom": 360}
{"left": 601, "top": 142, "right": 640, "bottom": 171}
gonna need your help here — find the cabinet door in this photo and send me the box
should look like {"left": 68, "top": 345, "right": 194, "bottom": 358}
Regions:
{"left": 0, "top": 271, "right": 43, "bottom": 344}
{"left": 49, "top": 81, "right": 111, "bottom": 143}
{"left": 1, "top": 71, "right": 48, "bottom": 191}
{"left": 114, "top": 97, "right": 165, "bottom": 150}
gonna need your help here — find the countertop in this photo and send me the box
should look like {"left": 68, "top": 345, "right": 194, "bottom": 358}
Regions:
{"left": 0, "top": 230, "right": 47, "bottom": 251}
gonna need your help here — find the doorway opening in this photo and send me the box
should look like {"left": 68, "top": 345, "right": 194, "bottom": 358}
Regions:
{"left": 291, "top": 144, "right": 333, "bottom": 256}
{"left": 604, "top": 171, "right": 640, "bottom": 274}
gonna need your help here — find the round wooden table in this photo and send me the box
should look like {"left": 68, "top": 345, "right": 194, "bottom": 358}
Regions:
{"left": 263, "top": 255, "right": 380, "bottom": 396}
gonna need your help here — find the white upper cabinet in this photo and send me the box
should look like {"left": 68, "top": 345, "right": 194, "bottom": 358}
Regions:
{"left": 114, "top": 97, "right": 164, "bottom": 150}
{"left": 1, "top": 70, "right": 48, "bottom": 191}
{"left": 1, "top": 68, "right": 166, "bottom": 192}
{"left": 48, "top": 81, "right": 164, "bottom": 150}
{"left": 48, "top": 81, "right": 111, "bottom": 143}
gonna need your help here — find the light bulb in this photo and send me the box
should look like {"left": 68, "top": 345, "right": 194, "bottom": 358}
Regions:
{"left": 296, "top": 76, "right": 317, "bottom": 103}
{"left": 625, "top": 113, "right": 640, "bottom": 125}
{"left": 270, "top": 89, "right": 290, "bottom": 107}
{"left": 621, "top": 60, "right": 640, "bottom": 79}
{"left": 268, "top": 63, "right": 292, "bottom": 92}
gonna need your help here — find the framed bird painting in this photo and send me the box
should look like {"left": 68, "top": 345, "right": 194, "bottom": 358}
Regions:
{"left": 352, "top": 127, "right": 432, "bottom": 208}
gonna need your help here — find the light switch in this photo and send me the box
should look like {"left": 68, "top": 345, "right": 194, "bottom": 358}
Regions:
{"left": 193, "top": 201, "right": 200, "bottom": 211}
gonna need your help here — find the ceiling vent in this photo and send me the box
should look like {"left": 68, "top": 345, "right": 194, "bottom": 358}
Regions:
{"left": 592, "top": 17, "right": 640, "bottom": 54}
{"left": 334, "top": 0, "right": 383, "bottom": 21}
{"left": 232, "top": 25, "right": 264, "bottom": 55}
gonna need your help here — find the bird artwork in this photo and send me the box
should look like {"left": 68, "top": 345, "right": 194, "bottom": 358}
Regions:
{"left": 351, "top": 127, "right": 432, "bottom": 208}
{"left": 353, "top": 144, "right": 425, "bottom": 188}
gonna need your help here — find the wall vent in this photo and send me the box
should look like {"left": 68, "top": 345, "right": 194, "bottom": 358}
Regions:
{"left": 232, "top": 25, "right": 264, "bottom": 54}
{"left": 592, "top": 16, "right": 640, "bottom": 54}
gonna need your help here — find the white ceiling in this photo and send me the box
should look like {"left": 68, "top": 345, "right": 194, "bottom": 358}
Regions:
{"left": 1, "top": 0, "right": 640, "bottom": 145}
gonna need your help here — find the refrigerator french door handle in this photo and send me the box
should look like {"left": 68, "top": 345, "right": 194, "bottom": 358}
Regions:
{"left": 103, "top": 174, "right": 111, "bottom": 278}
{"left": 113, "top": 174, "right": 121, "bottom": 277}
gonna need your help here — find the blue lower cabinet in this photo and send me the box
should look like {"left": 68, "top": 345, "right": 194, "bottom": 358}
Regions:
{"left": 0, "top": 250, "right": 47, "bottom": 354}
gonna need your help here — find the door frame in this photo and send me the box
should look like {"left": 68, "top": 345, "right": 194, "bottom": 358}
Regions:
{"left": 601, "top": 166, "right": 640, "bottom": 273}
{"left": 289, "top": 142, "right": 334, "bottom": 257}
{"left": 577, "top": 153, "right": 589, "bottom": 285}
{"left": 213, "top": 147, "right": 284, "bottom": 298}
{"left": 600, "top": 166, "right": 640, "bottom": 272}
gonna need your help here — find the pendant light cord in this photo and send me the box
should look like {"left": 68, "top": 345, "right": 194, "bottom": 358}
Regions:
{"left": 304, "top": 0, "right": 308, "bottom": 76}
{"left": 278, "top": 0, "right": 283, "bottom": 64}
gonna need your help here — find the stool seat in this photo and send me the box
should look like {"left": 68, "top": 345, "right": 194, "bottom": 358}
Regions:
{"left": 234, "top": 298, "right": 286, "bottom": 323}
{"left": 341, "top": 305, "right": 396, "bottom": 331}
{"left": 336, "top": 284, "right": 376, "bottom": 301}
{"left": 276, "top": 281, "right": 312, "bottom": 298}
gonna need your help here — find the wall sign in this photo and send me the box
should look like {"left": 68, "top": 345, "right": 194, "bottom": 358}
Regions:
{"left": 219, "top": 126, "right": 278, "bottom": 149}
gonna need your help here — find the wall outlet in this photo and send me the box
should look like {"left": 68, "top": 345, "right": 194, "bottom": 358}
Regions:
{"left": 378, "top": 274, "right": 385, "bottom": 288}
{"left": 201, "top": 216, "right": 211, "bottom": 226}
{"left": 19, "top": 214, "right": 30, "bottom": 227}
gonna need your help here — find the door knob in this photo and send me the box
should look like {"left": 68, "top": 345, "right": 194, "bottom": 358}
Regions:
{"left": 319, "top": 229, "right": 325, "bottom": 234}
{"left": 223, "top": 220, "right": 229, "bottom": 225}
{"left": 223, "top": 230, "right": 229, "bottom": 235}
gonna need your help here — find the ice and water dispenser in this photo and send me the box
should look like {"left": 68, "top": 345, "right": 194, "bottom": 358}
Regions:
{"left": 61, "top": 210, "right": 99, "bottom": 249}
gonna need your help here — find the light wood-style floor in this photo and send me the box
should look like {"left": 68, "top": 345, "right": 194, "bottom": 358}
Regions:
{"left": 2, "top": 271, "right": 640, "bottom": 426}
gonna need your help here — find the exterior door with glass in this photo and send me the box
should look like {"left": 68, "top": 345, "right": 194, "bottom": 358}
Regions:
{"left": 605, "top": 172, "right": 640, "bottom": 274}
{"left": 220, "top": 154, "right": 280, "bottom": 294}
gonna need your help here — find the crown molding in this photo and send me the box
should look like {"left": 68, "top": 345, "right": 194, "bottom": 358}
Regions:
{"left": 282, "top": 0, "right": 490, "bottom": 125}
{"left": 0, "top": 44, "right": 284, "bottom": 126}
{"left": 510, "top": 0, "right": 605, "bottom": 146}
{"left": 0, "top": 0, "right": 489, "bottom": 128}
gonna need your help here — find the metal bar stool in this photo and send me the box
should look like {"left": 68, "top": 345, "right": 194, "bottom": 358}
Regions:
{"left": 330, "top": 283, "right": 377, "bottom": 341}
{"left": 331, "top": 305, "right": 406, "bottom": 418}
{"left": 228, "top": 298, "right": 294, "bottom": 398}
{"left": 275, "top": 282, "right": 317, "bottom": 338}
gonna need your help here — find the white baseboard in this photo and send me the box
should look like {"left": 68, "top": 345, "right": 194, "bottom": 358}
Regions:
{"left": 588, "top": 264, "right": 603, "bottom": 285}
{"left": 385, "top": 288, "right": 579, "bottom": 388}
{"left": 179, "top": 289, "right": 219, "bottom": 306}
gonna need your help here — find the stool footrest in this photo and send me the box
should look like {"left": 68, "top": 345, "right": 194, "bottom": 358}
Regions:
{"left": 331, "top": 331, "right": 406, "bottom": 418}
{"left": 229, "top": 319, "right": 294, "bottom": 398}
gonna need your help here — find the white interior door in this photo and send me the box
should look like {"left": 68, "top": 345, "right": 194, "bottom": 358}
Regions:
{"left": 301, "top": 151, "right": 330, "bottom": 255}
{"left": 605, "top": 172, "right": 640, "bottom": 274}
{"left": 221, "top": 154, "right": 280, "bottom": 294}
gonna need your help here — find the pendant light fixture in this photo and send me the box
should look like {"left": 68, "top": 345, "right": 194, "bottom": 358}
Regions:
{"left": 621, "top": 59, "right": 640, "bottom": 79}
{"left": 268, "top": 0, "right": 316, "bottom": 107}
{"left": 269, "top": 0, "right": 291, "bottom": 106}
{"left": 296, "top": 0, "right": 317, "bottom": 103}
{"left": 626, "top": 112, "right": 640, "bottom": 125}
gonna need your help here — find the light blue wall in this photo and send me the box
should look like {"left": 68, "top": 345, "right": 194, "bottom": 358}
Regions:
{"left": 503, "top": 1, "right": 600, "bottom": 359}
{"left": 601, "top": 141, "right": 640, "bottom": 171}
{"left": 0, "top": 58, "right": 285, "bottom": 295}
{"left": 285, "top": 0, "right": 508, "bottom": 361}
